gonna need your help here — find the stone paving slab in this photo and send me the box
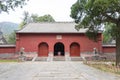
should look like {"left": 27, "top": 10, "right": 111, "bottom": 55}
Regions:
{"left": 0, "top": 61, "right": 120, "bottom": 80}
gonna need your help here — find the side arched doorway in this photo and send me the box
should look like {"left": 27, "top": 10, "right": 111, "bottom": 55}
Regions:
{"left": 70, "top": 42, "right": 80, "bottom": 56}
{"left": 38, "top": 42, "right": 48, "bottom": 57}
{"left": 54, "top": 42, "right": 65, "bottom": 56}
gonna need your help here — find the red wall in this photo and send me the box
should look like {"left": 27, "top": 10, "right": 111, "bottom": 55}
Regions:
{"left": 0, "top": 33, "right": 116, "bottom": 56}
{"left": 0, "top": 46, "right": 15, "bottom": 53}
{"left": 16, "top": 33, "right": 102, "bottom": 56}
{"left": 0, "top": 33, "right": 116, "bottom": 54}
{"left": 102, "top": 46, "right": 116, "bottom": 53}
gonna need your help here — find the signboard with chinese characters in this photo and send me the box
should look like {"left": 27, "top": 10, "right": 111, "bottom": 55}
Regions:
{"left": 56, "top": 35, "right": 62, "bottom": 39}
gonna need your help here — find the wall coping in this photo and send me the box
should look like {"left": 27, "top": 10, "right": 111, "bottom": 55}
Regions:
{"left": 0, "top": 44, "right": 16, "bottom": 47}
{"left": 102, "top": 45, "right": 116, "bottom": 47}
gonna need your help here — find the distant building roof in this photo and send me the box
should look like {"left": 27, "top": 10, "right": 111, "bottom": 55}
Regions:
{"left": 17, "top": 22, "right": 88, "bottom": 33}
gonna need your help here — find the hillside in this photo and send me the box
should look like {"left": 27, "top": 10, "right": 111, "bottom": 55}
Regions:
{"left": 0, "top": 22, "right": 19, "bottom": 35}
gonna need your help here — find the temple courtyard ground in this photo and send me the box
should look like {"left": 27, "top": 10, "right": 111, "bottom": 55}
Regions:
{"left": 0, "top": 61, "right": 120, "bottom": 80}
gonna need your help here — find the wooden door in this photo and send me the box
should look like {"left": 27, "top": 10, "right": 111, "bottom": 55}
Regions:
{"left": 70, "top": 43, "right": 80, "bottom": 56}
{"left": 38, "top": 43, "right": 48, "bottom": 57}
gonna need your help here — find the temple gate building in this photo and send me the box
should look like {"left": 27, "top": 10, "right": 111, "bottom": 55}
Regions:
{"left": 16, "top": 22, "right": 103, "bottom": 57}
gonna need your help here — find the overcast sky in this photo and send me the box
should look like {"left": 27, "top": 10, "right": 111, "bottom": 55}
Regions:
{"left": 0, "top": 0, "right": 77, "bottom": 23}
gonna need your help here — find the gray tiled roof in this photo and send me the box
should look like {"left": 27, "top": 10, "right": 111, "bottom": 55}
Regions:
{"left": 17, "top": 22, "right": 88, "bottom": 33}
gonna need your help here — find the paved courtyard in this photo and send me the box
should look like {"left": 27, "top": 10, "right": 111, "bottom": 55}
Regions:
{"left": 0, "top": 61, "right": 120, "bottom": 80}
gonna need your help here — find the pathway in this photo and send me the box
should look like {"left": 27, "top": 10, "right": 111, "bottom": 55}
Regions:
{"left": 0, "top": 61, "right": 119, "bottom": 80}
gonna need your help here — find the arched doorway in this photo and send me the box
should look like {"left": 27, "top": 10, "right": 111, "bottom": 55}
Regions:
{"left": 70, "top": 42, "right": 80, "bottom": 56}
{"left": 54, "top": 42, "right": 65, "bottom": 56}
{"left": 38, "top": 42, "right": 48, "bottom": 57}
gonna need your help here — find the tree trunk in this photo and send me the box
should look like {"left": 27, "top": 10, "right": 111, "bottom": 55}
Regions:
{"left": 116, "top": 30, "right": 120, "bottom": 66}
{"left": 116, "top": 25, "right": 120, "bottom": 67}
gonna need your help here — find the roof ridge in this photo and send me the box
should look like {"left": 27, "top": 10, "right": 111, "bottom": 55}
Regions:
{"left": 30, "top": 21, "right": 75, "bottom": 24}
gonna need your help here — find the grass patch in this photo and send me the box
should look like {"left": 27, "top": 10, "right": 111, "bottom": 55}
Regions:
{"left": 0, "top": 59, "right": 18, "bottom": 62}
{"left": 85, "top": 61, "right": 120, "bottom": 75}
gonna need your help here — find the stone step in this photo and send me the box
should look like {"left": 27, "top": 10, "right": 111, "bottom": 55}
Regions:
{"left": 53, "top": 56, "right": 65, "bottom": 61}
{"left": 70, "top": 57, "right": 83, "bottom": 61}
{"left": 35, "top": 56, "right": 83, "bottom": 61}
{"left": 32, "top": 55, "right": 37, "bottom": 62}
{"left": 35, "top": 57, "right": 48, "bottom": 61}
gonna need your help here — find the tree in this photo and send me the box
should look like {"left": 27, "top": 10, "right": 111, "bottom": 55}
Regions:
{"left": 70, "top": 0, "right": 120, "bottom": 66}
{"left": 19, "top": 21, "right": 26, "bottom": 29}
{"left": 103, "top": 23, "right": 113, "bottom": 44}
{"left": 31, "top": 14, "right": 55, "bottom": 22}
{"left": 31, "top": 14, "right": 39, "bottom": 22}
{"left": 19, "top": 13, "right": 55, "bottom": 28}
{"left": 7, "top": 32, "right": 16, "bottom": 44}
{"left": 0, "top": 0, "right": 28, "bottom": 13}
{"left": 19, "top": 11, "right": 31, "bottom": 29}
{"left": 22, "top": 11, "right": 31, "bottom": 24}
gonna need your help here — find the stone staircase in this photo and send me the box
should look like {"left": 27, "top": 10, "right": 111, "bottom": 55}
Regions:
{"left": 34, "top": 56, "right": 83, "bottom": 61}
{"left": 35, "top": 57, "right": 48, "bottom": 61}
{"left": 53, "top": 56, "right": 65, "bottom": 61}
{"left": 33, "top": 52, "right": 83, "bottom": 61}
{"left": 70, "top": 57, "right": 83, "bottom": 61}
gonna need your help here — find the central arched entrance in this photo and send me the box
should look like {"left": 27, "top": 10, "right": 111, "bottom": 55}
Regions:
{"left": 54, "top": 42, "right": 65, "bottom": 56}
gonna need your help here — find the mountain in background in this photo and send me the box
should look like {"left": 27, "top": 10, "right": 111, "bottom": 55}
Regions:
{"left": 0, "top": 22, "right": 19, "bottom": 35}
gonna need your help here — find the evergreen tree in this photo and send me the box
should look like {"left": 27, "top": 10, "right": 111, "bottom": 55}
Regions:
{"left": 0, "top": 0, "right": 28, "bottom": 13}
{"left": 70, "top": 0, "right": 120, "bottom": 66}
